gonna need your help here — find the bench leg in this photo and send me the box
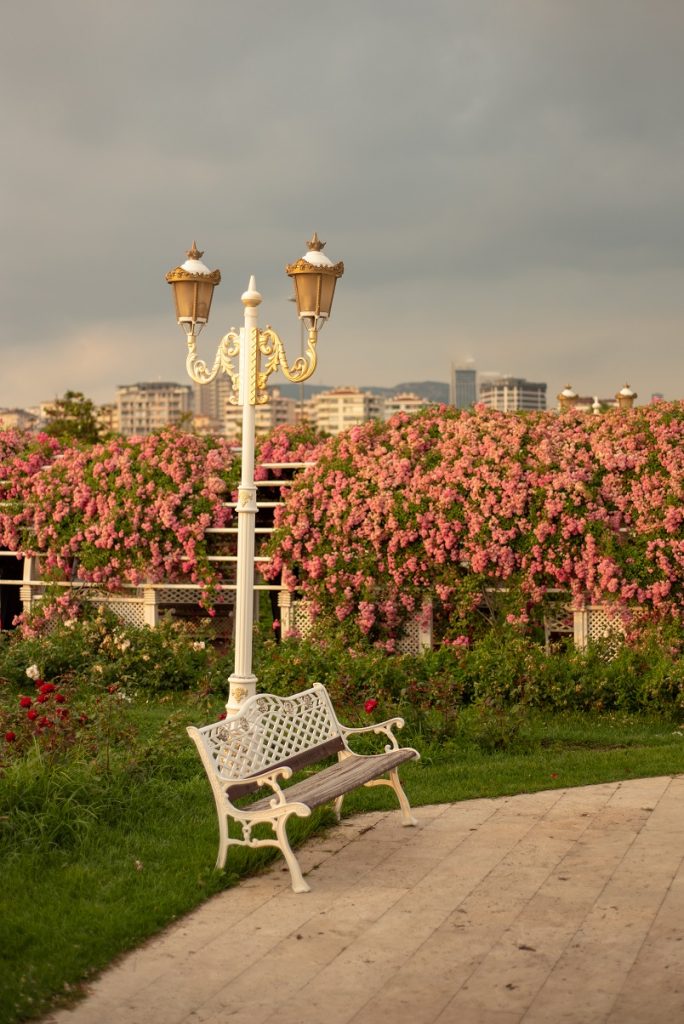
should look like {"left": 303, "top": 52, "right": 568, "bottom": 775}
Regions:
{"left": 333, "top": 795, "right": 344, "bottom": 821}
{"left": 215, "top": 813, "right": 229, "bottom": 870}
{"left": 275, "top": 817, "right": 311, "bottom": 894}
{"left": 389, "top": 768, "right": 419, "bottom": 827}
{"left": 365, "top": 770, "right": 419, "bottom": 827}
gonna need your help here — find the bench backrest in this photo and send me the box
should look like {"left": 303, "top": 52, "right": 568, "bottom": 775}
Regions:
{"left": 191, "top": 683, "right": 345, "bottom": 790}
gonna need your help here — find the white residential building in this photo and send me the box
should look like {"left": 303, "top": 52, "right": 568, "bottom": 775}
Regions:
{"left": 0, "top": 408, "right": 40, "bottom": 431}
{"left": 192, "top": 377, "right": 234, "bottom": 425}
{"left": 116, "top": 382, "right": 192, "bottom": 436}
{"left": 478, "top": 376, "right": 547, "bottom": 412}
{"left": 222, "top": 387, "right": 297, "bottom": 441}
{"left": 308, "top": 387, "right": 385, "bottom": 435}
{"left": 384, "top": 392, "right": 430, "bottom": 419}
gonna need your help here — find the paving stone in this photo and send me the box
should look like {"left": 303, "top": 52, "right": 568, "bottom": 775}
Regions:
{"left": 43, "top": 777, "right": 684, "bottom": 1024}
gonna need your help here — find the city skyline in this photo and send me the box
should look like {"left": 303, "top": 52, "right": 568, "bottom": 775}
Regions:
{"left": 2, "top": 2, "right": 683, "bottom": 408}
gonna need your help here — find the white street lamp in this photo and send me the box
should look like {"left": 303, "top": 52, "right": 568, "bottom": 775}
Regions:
{"left": 615, "top": 383, "right": 637, "bottom": 410}
{"left": 557, "top": 385, "right": 578, "bottom": 412}
{"left": 166, "top": 236, "right": 343, "bottom": 714}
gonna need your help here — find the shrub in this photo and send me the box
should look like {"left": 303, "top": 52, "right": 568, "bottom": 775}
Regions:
{"left": 263, "top": 403, "right": 684, "bottom": 644}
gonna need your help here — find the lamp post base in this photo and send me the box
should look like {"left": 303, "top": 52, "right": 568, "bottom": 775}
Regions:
{"left": 226, "top": 675, "right": 258, "bottom": 716}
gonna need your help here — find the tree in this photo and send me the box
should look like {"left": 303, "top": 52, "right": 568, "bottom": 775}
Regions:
{"left": 43, "top": 391, "right": 102, "bottom": 444}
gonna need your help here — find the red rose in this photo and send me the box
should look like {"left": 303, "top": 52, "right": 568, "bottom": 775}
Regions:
{"left": 56, "top": 708, "right": 69, "bottom": 720}
{"left": 27, "top": 709, "right": 38, "bottom": 720}
{"left": 364, "top": 698, "right": 379, "bottom": 713}
{"left": 19, "top": 696, "right": 33, "bottom": 708}
{"left": 4, "top": 731, "right": 16, "bottom": 742}
{"left": 55, "top": 693, "right": 66, "bottom": 704}
{"left": 39, "top": 716, "right": 53, "bottom": 728}
{"left": 39, "top": 682, "right": 56, "bottom": 694}
{"left": 36, "top": 695, "right": 48, "bottom": 704}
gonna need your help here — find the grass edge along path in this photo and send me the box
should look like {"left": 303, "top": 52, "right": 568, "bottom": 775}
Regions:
{"left": 1, "top": 710, "right": 683, "bottom": 1023}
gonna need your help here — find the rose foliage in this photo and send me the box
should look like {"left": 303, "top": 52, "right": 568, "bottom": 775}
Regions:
{"left": 263, "top": 403, "right": 684, "bottom": 645}
{"left": 0, "top": 428, "right": 241, "bottom": 613}
{"left": 2, "top": 408, "right": 684, "bottom": 646}
{"left": 0, "top": 423, "right": 326, "bottom": 630}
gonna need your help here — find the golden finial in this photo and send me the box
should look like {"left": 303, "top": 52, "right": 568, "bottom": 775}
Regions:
{"left": 186, "top": 241, "right": 204, "bottom": 260}
{"left": 306, "top": 233, "right": 325, "bottom": 252}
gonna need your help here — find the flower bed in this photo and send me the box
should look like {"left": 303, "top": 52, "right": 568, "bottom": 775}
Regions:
{"left": 2, "top": 408, "right": 683, "bottom": 648}
{"left": 263, "top": 403, "right": 684, "bottom": 646}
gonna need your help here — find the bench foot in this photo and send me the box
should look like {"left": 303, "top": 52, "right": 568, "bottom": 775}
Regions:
{"left": 364, "top": 769, "right": 419, "bottom": 827}
{"left": 275, "top": 818, "right": 311, "bottom": 894}
{"left": 333, "top": 795, "right": 344, "bottom": 821}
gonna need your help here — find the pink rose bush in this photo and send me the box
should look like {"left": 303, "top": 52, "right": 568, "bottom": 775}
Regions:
{"left": 2, "top": 407, "right": 683, "bottom": 646}
{"left": 255, "top": 422, "right": 324, "bottom": 474}
{"left": 263, "top": 403, "right": 684, "bottom": 645}
{"left": 0, "top": 428, "right": 239, "bottom": 618}
{"left": 0, "top": 430, "right": 63, "bottom": 552}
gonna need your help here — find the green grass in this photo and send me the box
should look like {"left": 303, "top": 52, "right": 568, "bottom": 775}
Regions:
{"left": 1, "top": 698, "right": 683, "bottom": 1023}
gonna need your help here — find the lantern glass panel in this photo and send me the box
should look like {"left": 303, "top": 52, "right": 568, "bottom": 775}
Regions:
{"left": 319, "top": 275, "right": 336, "bottom": 317}
{"left": 194, "top": 279, "right": 215, "bottom": 322}
{"left": 294, "top": 272, "right": 338, "bottom": 319}
{"left": 172, "top": 279, "right": 215, "bottom": 323}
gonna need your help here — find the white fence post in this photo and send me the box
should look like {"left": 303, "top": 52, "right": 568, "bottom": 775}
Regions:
{"left": 143, "top": 586, "right": 159, "bottom": 628}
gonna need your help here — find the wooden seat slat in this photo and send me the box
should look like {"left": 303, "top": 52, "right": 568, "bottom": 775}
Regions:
{"left": 248, "top": 748, "right": 416, "bottom": 813}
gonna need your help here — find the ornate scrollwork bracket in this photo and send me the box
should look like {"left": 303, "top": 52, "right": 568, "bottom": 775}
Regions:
{"left": 185, "top": 323, "right": 318, "bottom": 409}
{"left": 258, "top": 325, "right": 318, "bottom": 389}
{"left": 186, "top": 329, "right": 240, "bottom": 404}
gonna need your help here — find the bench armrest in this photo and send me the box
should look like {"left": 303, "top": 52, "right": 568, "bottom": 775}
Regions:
{"left": 222, "top": 764, "right": 296, "bottom": 808}
{"left": 339, "top": 717, "right": 406, "bottom": 752}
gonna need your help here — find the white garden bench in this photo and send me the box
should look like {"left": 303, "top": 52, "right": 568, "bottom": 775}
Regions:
{"left": 187, "top": 682, "right": 420, "bottom": 893}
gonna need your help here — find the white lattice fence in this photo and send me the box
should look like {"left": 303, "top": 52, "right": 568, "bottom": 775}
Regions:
{"left": 278, "top": 593, "right": 433, "bottom": 652}
{"left": 87, "top": 596, "right": 148, "bottom": 628}
{"left": 543, "top": 599, "right": 574, "bottom": 651}
{"left": 573, "top": 604, "right": 626, "bottom": 651}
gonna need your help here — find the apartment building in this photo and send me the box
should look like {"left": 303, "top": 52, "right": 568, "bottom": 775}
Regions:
{"left": 0, "top": 408, "right": 39, "bottom": 431}
{"left": 450, "top": 364, "right": 477, "bottom": 409}
{"left": 222, "top": 387, "right": 297, "bottom": 441}
{"left": 308, "top": 387, "right": 385, "bottom": 434}
{"left": 116, "top": 382, "right": 192, "bottom": 436}
{"left": 478, "top": 376, "right": 547, "bottom": 412}
{"left": 384, "top": 392, "right": 430, "bottom": 419}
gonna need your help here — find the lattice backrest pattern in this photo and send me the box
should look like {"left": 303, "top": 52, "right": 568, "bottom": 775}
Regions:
{"left": 198, "top": 684, "right": 340, "bottom": 781}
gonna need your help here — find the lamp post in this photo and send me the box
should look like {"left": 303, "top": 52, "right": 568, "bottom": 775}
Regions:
{"left": 615, "top": 383, "right": 637, "bottom": 410}
{"left": 557, "top": 385, "right": 578, "bottom": 412}
{"left": 166, "top": 235, "right": 343, "bottom": 714}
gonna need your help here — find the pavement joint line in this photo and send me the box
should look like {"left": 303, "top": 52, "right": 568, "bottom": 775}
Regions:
{"left": 421, "top": 786, "right": 623, "bottom": 1021}
{"left": 42, "top": 777, "right": 684, "bottom": 1024}
{"left": 596, "top": 778, "right": 684, "bottom": 1015}
{"left": 342, "top": 786, "right": 595, "bottom": 1024}
{"left": 519, "top": 775, "right": 682, "bottom": 1023}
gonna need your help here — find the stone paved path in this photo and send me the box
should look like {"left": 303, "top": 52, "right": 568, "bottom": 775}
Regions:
{"left": 46, "top": 775, "right": 684, "bottom": 1024}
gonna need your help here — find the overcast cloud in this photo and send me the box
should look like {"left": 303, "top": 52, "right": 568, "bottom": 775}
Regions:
{"left": 1, "top": 0, "right": 683, "bottom": 408}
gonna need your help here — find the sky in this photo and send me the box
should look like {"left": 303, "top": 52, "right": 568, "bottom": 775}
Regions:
{"left": 1, "top": 0, "right": 683, "bottom": 409}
